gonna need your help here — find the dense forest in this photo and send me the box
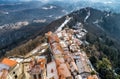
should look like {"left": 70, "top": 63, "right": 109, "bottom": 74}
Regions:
{"left": 1, "top": 16, "right": 65, "bottom": 57}
{"left": 84, "top": 32, "right": 120, "bottom": 79}
{"left": 66, "top": 7, "right": 120, "bottom": 79}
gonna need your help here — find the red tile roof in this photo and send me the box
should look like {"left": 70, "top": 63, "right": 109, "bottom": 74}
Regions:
{"left": 87, "top": 75, "right": 98, "bottom": 79}
{"left": 1, "top": 58, "right": 17, "bottom": 67}
{"left": 46, "top": 31, "right": 60, "bottom": 44}
{"left": 57, "top": 64, "right": 71, "bottom": 78}
{"left": 37, "top": 59, "right": 46, "bottom": 69}
{"left": 47, "top": 31, "right": 72, "bottom": 78}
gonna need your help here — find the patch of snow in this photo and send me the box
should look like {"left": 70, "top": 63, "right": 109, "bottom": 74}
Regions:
{"left": 24, "top": 58, "right": 31, "bottom": 62}
{"left": 56, "top": 16, "right": 71, "bottom": 32}
{"left": 36, "top": 56, "right": 46, "bottom": 59}
{"left": 10, "top": 58, "right": 23, "bottom": 63}
{"left": 93, "top": 20, "right": 104, "bottom": 31}
{"left": 47, "top": 15, "right": 53, "bottom": 18}
{"left": 55, "top": 16, "right": 62, "bottom": 19}
{"left": 0, "top": 21, "right": 29, "bottom": 30}
{"left": 33, "top": 19, "right": 46, "bottom": 23}
{"left": 62, "top": 10, "right": 68, "bottom": 14}
{"left": 93, "top": 19, "right": 99, "bottom": 24}
{"left": 41, "top": 49, "right": 46, "bottom": 53}
{"left": 105, "top": 13, "right": 110, "bottom": 17}
{"left": 31, "top": 49, "right": 38, "bottom": 54}
{"left": 15, "top": 21, "right": 29, "bottom": 26}
{"left": 84, "top": 10, "right": 91, "bottom": 22}
{"left": 4, "top": 12, "right": 9, "bottom": 15}
{"left": 0, "top": 11, "right": 9, "bottom": 15}
{"left": 103, "top": 1, "right": 112, "bottom": 4}
{"left": 0, "top": 26, "right": 5, "bottom": 29}
{"left": 42, "top": 5, "right": 56, "bottom": 10}
{"left": 41, "top": 43, "right": 48, "bottom": 47}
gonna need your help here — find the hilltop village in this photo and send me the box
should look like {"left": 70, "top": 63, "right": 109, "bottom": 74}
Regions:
{"left": 0, "top": 16, "right": 99, "bottom": 79}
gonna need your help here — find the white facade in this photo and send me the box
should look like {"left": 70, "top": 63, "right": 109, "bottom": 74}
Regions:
{"left": 47, "top": 61, "right": 58, "bottom": 79}
{"left": 9, "top": 63, "right": 23, "bottom": 79}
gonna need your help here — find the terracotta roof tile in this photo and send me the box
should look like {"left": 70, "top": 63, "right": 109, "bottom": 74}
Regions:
{"left": 1, "top": 58, "right": 17, "bottom": 67}
{"left": 48, "top": 33, "right": 60, "bottom": 43}
{"left": 87, "top": 75, "right": 98, "bottom": 79}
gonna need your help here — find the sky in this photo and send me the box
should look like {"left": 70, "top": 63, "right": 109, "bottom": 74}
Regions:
{"left": 18, "top": 0, "right": 116, "bottom": 3}
{"left": 27, "top": 0, "right": 120, "bottom": 3}
{"left": 2, "top": 0, "right": 119, "bottom": 3}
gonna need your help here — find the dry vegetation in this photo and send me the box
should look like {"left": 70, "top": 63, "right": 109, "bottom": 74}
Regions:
{"left": 5, "top": 36, "right": 46, "bottom": 57}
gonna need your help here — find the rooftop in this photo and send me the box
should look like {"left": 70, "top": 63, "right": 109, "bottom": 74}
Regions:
{"left": 1, "top": 58, "right": 17, "bottom": 67}
{"left": 87, "top": 75, "right": 98, "bottom": 79}
{"left": 0, "top": 63, "right": 10, "bottom": 71}
{"left": 47, "top": 32, "right": 60, "bottom": 44}
{"left": 29, "top": 58, "right": 46, "bottom": 75}
{"left": 0, "top": 69, "right": 8, "bottom": 79}
{"left": 57, "top": 63, "right": 71, "bottom": 78}
{"left": 47, "top": 61, "right": 58, "bottom": 79}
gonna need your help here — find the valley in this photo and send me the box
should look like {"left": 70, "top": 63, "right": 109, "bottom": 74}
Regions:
{"left": 0, "top": 0, "right": 120, "bottom": 79}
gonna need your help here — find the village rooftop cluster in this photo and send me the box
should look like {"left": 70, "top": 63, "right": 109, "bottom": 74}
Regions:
{"left": 0, "top": 16, "right": 98, "bottom": 79}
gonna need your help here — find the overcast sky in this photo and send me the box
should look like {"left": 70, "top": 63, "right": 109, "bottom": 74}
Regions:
{"left": 3, "top": 0, "right": 118, "bottom": 4}
{"left": 19, "top": 0, "right": 117, "bottom": 3}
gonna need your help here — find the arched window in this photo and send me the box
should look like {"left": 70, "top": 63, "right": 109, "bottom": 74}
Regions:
{"left": 13, "top": 72, "right": 15, "bottom": 74}
{"left": 14, "top": 75, "right": 17, "bottom": 79}
{"left": 51, "top": 69, "right": 54, "bottom": 73}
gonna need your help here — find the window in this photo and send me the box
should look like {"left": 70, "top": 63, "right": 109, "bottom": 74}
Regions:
{"left": 34, "top": 75, "right": 37, "bottom": 79}
{"left": 66, "top": 77, "right": 72, "bottom": 79}
{"left": 39, "top": 74, "right": 41, "bottom": 78}
{"left": 14, "top": 75, "right": 17, "bottom": 79}
{"left": 50, "top": 77, "right": 54, "bottom": 79}
{"left": 51, "top": 69, "right": 54, "bottom": 73}
{"left": 13, "top": 72, "right": 15, "bottom": 74}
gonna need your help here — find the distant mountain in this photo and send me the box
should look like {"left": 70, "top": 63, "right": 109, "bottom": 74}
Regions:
{"left": 1, "top": 0, "right": 120, "bottom": 13}
{"left": 50, "top": 1, "right": 120, "bottom": 13}
{"left": 0, "top": 3, "right": 67, "bottom": 55}
{"left": 0, "top": 1, "right": 43, "bottom": 12}
{"left": 67, "top": 7, "right": 120, "bottom": 41}
{"left": 60, "top": 7, "right": 120, "bottom": 78}
{"left": 0, "top": 1, "right": 120, "bottom": 78}
{"left": 0, "top": 4, "right": 66, "bottom": 25}
{"left": 2, "top": 6, "right": 120, "bottom": 78}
